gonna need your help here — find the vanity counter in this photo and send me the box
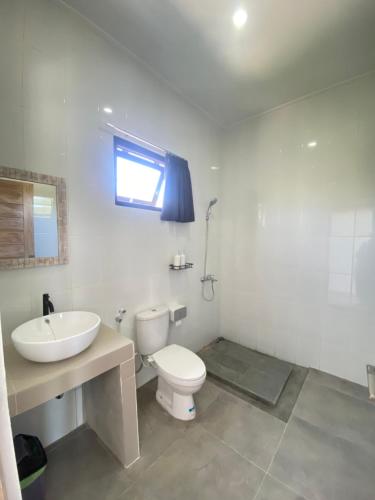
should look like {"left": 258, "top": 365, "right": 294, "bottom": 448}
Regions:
{"left": 5, "top": 323, "right": 133, "bottom": 416}
{"left": 4, "top": 324, "right": 140, "bottom": 468}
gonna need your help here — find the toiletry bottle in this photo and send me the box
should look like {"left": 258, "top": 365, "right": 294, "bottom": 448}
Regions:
{"left": 173, "top": 253, "right": 181, "bottom": 268}
{"left": 180, "top": 251, "right": 186, "bottom": 267}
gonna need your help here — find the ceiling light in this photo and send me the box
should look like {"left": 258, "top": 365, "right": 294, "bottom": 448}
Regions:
{"left": 210, "top": 166, "right": 220, "bottom": 170}
{"left": 232, "top": 8, "right": 248, "bottom": 29}
{"left": 103, "top": 107, "right": 113, "bottom": 114}
{"left": 307, "top": 141, "right": 317, "bottom": 148}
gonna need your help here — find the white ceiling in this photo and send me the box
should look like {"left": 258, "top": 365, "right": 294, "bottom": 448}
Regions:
{"left": 63, "top": 0, "right": 375, "bottom": 127}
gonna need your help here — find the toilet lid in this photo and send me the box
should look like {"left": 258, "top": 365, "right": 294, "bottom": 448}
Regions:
{"left": 153, "top": 344, "right": 206, "bottom": 382}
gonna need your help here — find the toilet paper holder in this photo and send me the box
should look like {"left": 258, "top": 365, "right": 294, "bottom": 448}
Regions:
{"left": 169, "top": 305, "right": 187, "bottom": 323}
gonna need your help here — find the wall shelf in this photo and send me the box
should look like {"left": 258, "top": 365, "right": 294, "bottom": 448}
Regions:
{"left": 169, "top": 263, "right": 193, "bottom": 270}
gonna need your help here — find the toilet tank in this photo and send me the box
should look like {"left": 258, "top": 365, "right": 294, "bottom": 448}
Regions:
{"left": 136, "top": 305, "right": 169, "bottom": 355}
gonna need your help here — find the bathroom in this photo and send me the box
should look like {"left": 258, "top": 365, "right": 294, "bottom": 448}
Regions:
{"left": 0, "top": 0, "right": 375, "bottom": 499}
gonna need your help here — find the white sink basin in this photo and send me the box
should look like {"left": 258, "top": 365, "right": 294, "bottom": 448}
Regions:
{"left": 11, "top": 311, "right": 101, "bottom": 363}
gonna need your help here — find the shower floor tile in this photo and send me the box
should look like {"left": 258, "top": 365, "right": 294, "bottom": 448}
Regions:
{"left": 199, "top": 339, "right": 292, "bottom": 406}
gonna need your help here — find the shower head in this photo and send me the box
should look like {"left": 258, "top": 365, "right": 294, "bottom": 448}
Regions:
{"left": 206, "top": 198, "right": 218, "bottom": 220}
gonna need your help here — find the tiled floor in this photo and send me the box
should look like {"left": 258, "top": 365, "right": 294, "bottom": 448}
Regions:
{"left": 45, "top": 369, "right": 375, "bottom": 500}
{"left": 200, "top": 353, "right": 308, "bottom": 423}
{"left": 199, "top": 339, "right": 293, "bottom": 405}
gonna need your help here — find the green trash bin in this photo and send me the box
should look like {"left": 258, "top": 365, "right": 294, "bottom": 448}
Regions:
{"left": 14, "top": 434, "right": 48, "bottom": 500}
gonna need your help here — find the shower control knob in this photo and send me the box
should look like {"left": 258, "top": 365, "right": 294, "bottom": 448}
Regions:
{"left": 201, "top": 274, "right": 218, "bottom": 283}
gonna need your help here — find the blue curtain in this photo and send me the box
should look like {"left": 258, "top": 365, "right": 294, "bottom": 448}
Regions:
{"left": 161, "top": 153, "right": 195, "bottom": 223}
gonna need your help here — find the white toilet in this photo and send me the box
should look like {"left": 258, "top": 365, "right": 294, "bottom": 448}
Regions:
{"left": 136, "top": 305, "right": 206, "bottom": 421}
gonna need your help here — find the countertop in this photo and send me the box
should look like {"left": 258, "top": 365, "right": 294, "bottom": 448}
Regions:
{"left": 5, "top": 324, "right": 134, "bottom": 417}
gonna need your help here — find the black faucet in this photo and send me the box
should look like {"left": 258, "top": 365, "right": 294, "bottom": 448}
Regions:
{"left": 43, "top": 293, "right": 55, "bottom": 316}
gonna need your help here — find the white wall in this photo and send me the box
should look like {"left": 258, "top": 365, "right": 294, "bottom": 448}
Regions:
{"left": 219, "top": 72, "right": 375, "bottom": 386}
{"left": 0, "top": 0, "right": 220, "bottom": 445}
{"left": 3, "top": 0, "right": 374, "bottom": 449}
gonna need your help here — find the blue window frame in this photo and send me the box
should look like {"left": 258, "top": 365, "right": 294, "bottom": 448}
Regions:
{"left": 114, "top": 136, "right": 165, "bottom": 211}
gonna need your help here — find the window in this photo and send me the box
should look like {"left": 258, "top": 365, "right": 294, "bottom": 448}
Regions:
{"left": 114, "top": 136, "right": 165, "bottom": 211}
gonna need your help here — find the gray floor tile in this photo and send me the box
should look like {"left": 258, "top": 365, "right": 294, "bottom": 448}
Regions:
{"left": 202, "top": 392, "right": 285, "bottom": 470}
{"left": 256, "top": 475, "right": 307, "bottom": 500}
{"left": 270, "top": 416, "right": 375, "bottom": 500}
{"left": 237, "top": 366, "right": 288, "bottom": 406}
{"left": 307, "top": 369, "right": 370, "bottom": 402}
{"left": 199, "top": 339, "right": 292, "bottom": 406}
{"left": 121, "top": 425, "right": 264, "bottom": 500}
{"left": 210, "top": 348, "right": 250, "bottom": 373}
{"left": 45, "top": 427, "right": 133, "bottom": 500}
{"left": 207, "top": 366, "right": 307, "bottom": 423}
{"left": 200, "top": 349, "right": 248, "bottom": 378}
{"left": 211, "top": 339, "right": 261, "bottom": 364}
{"left": 294, "top": 378, "right": 375, "bottom": 453}
{"left": 211, "top": 340, "right": 292, "bottom": 378}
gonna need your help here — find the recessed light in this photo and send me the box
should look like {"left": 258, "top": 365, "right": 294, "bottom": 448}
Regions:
{"left": 232, "top": 8, "right": 248, "bottom": 29}
{"left": 210, "top": 166, "right": 220, "bottom": 170}
{"left": 307, "top": 141, "right": 317, "bottom": 148}
{"left": 103, "top": 107, "right": 113, "bottom": 114}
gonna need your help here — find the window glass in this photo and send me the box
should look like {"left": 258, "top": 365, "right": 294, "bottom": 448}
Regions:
{"left": 117, "top": 157, "right": 161, "bottom": 202}
{"left": 114, "top": 136, "right": 165, "bottom": 211}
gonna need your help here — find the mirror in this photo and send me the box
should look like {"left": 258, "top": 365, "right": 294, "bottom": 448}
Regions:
{"left": 0, "top": 167, "right": 68, "bottom": 269}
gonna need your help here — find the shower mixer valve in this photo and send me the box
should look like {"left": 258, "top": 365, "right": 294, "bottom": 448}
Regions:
{"left": 201, "top": 274, "right": 218, "bottom": 283}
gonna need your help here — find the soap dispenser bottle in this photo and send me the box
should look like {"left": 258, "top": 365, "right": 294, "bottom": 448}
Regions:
{"left": 179, "top": 251, "right": 186, "bottom": 267}
{"left": 173, "top": 253, "right": 181, "bottom": 268}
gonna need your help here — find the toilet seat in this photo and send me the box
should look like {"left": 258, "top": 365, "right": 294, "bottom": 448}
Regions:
{"left": 152, "top": 344, "right": 206, "bottom": 385}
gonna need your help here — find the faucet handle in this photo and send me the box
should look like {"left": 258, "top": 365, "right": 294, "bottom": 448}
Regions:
{"left": 115, "top": 308, "right": 127, "bottom": 324}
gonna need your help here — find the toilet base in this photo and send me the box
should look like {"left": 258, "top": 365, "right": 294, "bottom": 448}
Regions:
{"left": 156, "top": 377, "right": 196, "bottom": 421}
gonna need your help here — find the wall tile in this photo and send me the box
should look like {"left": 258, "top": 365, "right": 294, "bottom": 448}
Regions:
{"left": 330, "top": 211, "right": 355, "bottom": 237}
{"left": 220, "top": 71, "right": 375, "bottom": 386}
{"left": 0, "top": 104, "right": 24, "bottom": 169}
{"left": 1, "top": 0, "right": 220, "bottom": 445}
{"left": 355, "top": 209, "right": 375, "bottom": 237}
{"left": 0, "top": 0, "right": 24, "bottom": 107}
{"left": 328, "top": 237, "right": 354, "bottom": 275}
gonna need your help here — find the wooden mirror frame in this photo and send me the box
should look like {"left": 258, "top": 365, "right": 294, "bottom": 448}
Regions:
{"left": 0, "top": 166, "right": 68, "bottom": 270}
